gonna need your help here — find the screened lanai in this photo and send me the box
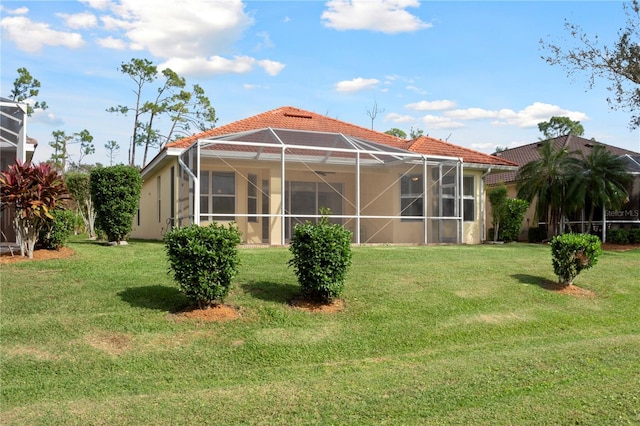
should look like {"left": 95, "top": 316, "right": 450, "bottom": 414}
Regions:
{"left": 175, "top": 128, "right": 465, "bottom": 245}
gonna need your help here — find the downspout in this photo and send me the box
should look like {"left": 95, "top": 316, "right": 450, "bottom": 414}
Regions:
{"left": 480, "top": 168, "right": 492, "bottom": 242}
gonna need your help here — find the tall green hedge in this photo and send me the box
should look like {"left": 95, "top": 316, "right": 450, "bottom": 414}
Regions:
{"left": 90, "top": 165, "right": 142, "bottom": 242}
{"left": 501, "top": 198, "right": 529, "bottom": 241}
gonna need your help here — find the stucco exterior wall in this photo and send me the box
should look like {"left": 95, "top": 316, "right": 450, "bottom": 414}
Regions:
{"left": 132, "top": 157, "right": 488, "bottom": 245}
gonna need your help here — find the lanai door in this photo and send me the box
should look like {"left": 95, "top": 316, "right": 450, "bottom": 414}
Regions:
{"left": 285, "top": 181, "right": 343, "bottom": 240}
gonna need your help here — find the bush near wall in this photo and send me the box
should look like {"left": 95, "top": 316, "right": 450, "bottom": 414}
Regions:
{"left": 90, "top": 166, "right": 142, "bottom": 243}
{"left": 607, "top": 228, "right": 630, "bottom": 244}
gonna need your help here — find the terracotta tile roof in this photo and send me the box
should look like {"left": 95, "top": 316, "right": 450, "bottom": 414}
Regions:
{"left": 165, "top": 106, "right": 517, "bottom": 168}
{"left": 405, "top": 136, "right": 518, "bottom": 167}
{"left": 167, "top": 106, "right": 406, "bottom": 149}
{"left": 486, "top": 135, "right": 640, "bottom": 185}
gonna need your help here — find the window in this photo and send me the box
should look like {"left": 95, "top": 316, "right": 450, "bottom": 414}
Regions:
{"left": 441, "top": 171, "right": 456, "bottom": 217}
{"left": 200, "top": 171, "right": 235, "bottom": 221}
{"left": 400, "top": 174, "right": 423, "bottom": 218}
{"left": 248, "top": 173, "right": 258, "bottom": 223}
{"left": 463, "top": 176, "right": 475, "bottom": 222}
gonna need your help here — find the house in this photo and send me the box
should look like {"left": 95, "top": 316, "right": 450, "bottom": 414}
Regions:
{"left": 486, "top": 135, "right": 640, "bottom": 241}
{"left": 0, "top": 98, "right": 37, "bottom": 245}
{"left": 132, "top": 106, "right": 517, "bottom": 245}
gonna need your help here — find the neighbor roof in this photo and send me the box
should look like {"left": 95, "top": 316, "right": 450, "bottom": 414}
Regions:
{"left": 165, "top": 106, "right": 517, "bottom": 168}
{"left": 406, "top": 136, "right": 517, "bottom": 168}
{"left": 486, "top": 134, "right": 640, "bottom": 185}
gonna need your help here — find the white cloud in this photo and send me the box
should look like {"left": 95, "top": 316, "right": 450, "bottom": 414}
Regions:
{"left": 470, "top": 142, "right": 494, "bottom": 150}
{"left": 244, "top": 83, "right": 269, "bottom": 90}
{"left": 258, "top": 59, "right": 286, "bottom": 76}
{"left": 31, "top": 108, "right": 64, "bottom": 126}
{"left": 384, "top": 112, "right": 415, "bottom": 124}
{"left": 97, "top": 36, "right": 126, "bottom": 50}
{"left": 0, "top": 16, "right": 85, "bottom": 53}
{"left": 406, "top": 99, "right": 456, "bottom": 111}
{"left": 421, "top": 115, "right": 464, "bottom": 129}
{"left": 405, "top": 85, "right": 427, "bottom": 95}
{"left": 99, "top": 0, "right": 253, "bottom": 58}
{"left": 159, "top": 55, "right": 284, "bottom": 77}
{"left": 79, "top": 0, "right": 111, "bottom": 10}
{"left": 445, "top": 102, "right": 589, "bottom": 128}
{"left": 321, "top": 0, "right": 431, "bottom": 33}
{"left": 83, "top": 0, "right": 282, "bottom": 77}
{"left": 57, "top": 12, "right": 98, "bottom": 29}
{"left": 4, "top": 6, "right": 29, "bottom": 15}
{"left": 256, "top": 31, "right": 274, "bottom": 49}
{"left": 335, "top": 77, "right": 380, "bottom": 92}
{"left": 100, "top": 15, "right": 132, "bottom": 31}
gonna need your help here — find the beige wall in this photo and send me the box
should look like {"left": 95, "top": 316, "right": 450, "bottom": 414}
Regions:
{"left": 132, "top": 160, "right": 176, "bottom": 240}
{"left": 132, "top": 157, "right": 488, "bottom": 244}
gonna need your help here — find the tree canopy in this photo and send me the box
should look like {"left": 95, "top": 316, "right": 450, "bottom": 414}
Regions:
{"left": 537, "top": 116, "right": 585, "bottom": 140}
{"left": 541, "top": 0, "right": 640, "bottom": 129}
{"left": 108, "top": 58, "right": 218, "bottom": 167}
{"left": 384, "top": 128, "right": 407, "bottom": 139}
{"left": 9, "top": 67, "right": 47, "bottom": 116}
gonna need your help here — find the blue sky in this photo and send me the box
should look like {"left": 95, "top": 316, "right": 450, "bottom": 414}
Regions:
{"left": 2, "top": 0, "right": 638, "bottom": 167}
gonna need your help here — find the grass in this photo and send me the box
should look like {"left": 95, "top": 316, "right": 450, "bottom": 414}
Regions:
{"left": 1, "top": 239, "right": 639, "bottom": 425}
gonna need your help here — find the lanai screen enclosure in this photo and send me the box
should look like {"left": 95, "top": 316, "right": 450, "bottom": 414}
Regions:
{"left": 174, "top": 128, "right": 465, "bottom": 245}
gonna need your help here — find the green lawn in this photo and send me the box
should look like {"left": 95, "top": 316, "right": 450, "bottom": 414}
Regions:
{"left": 1, "top": 240, "right": 639, "bottom": 425}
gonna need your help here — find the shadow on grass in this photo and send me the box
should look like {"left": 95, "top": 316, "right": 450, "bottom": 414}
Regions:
{"left": 511, "top": 274, "right": 554, "bottom": 289}
{"left": 119, "top": 285, "right": 189, "bottom": 312}
{"left": 240, "top": 281, "right": 300, "bottom": 304}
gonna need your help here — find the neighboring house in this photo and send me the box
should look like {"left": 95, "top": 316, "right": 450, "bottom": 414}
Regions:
{"left": 486, "top": 135, "right": 640, "bottom": 241}
{"left": 132, "top": 106, "right": 517, "bottom": 245}
{"left": 0, "top": 98, "right": 37, "bottom": 245}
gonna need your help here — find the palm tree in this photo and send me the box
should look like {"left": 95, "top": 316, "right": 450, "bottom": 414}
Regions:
{"left": 566, "top": 145, "right": 632, "bottom": 234}
{"left": 516, "top": 140, "right": 572, "bottom": 239}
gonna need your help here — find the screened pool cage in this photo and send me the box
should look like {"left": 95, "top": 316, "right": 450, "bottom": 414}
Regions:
{"left": 175, "top": 128, "right": 465, "bottom": 245}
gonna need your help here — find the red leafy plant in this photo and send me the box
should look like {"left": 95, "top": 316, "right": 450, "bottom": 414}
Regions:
{"left": 0, "top": 161, "right": 69, "bottom": 258}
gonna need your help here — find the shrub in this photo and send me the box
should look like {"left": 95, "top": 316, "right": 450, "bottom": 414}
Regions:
{"left": 550, "top": 233, "right": 602, "bottom": 286}
{"left": 607, "top": 228, "right": 629, "bottom": 244}
{"left": 488, "top": 185, "right": 508, "bottom": 242}
{"left": 65, "top": 172, "right": 96, "bottom": 238}
{"left": 501, "top": 199, "right": 529, "bottom": 242}
{"left": 90, "top": 165, "right": 142, "bottom": 242}
{"left": 164, "top": 223, "right": 241, "bottom": 308}
{"left": 0, "top": 161, "right": 69, "bottom": 258}
{"left": 288, "top": 214, "right": 353, "bottom": 303}
{"left": 628, "top": 228, "right": 640, "bottom": 244}
{"left": 38, "top": 209, "right": 76, "bottom": 250}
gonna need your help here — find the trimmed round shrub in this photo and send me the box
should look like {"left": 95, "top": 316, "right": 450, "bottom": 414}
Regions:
{"left": 288, "top": 215, "right": 352, "bottom": 303}
{"left": 607, "top": 228, "right": 629, "bottom": 244}
{"left": 550, "top": 233, "right": 602, "bottom": 286}
{"left": 628, "top": 228, "right": 640, "bottom": 244}
{"left": 90, "top": 165, "right": 142, "bottom": 242}
{"left": 38, "top": 208, "right": 76, "bottom": 250}
{"left": 164, "top": 223, "right": 241, "bottom": 308}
